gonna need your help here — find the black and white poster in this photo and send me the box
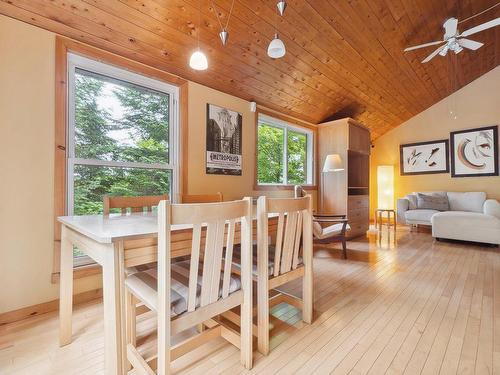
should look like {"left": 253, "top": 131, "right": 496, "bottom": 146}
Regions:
{"left": 206, "top": 103, "right": 242, "bottom": 175}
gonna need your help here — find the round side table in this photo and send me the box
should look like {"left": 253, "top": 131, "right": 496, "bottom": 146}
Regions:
{"left": 375, "top": 209, "right": 396, "bottom": 232}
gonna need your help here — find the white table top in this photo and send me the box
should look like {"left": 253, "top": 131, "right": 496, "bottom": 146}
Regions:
{"left": 58, "top": 211, "right": 277, "bottom": 244}
{"left": 59, "top": 212, "right": 165, "bottom": 243}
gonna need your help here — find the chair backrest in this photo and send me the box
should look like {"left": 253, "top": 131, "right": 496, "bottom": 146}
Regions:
{"left": 103, "top": 194, "right": 168, "bottom": 215}
{"left": 294, "top": 185, "right": 307, "bottom": 198}
{"left": 180, "top": 192, "right": 223, "bottom": 203}
{"left": 158, "top": 198, "right": 252, "bottom": 313}
{"left": 257, "top": 196, "right": 313, "bottom": 277}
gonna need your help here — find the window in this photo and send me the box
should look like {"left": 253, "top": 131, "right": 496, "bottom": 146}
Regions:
{"left": 67, "top": 54, "right": 179, "bottom": 264}
{"left": 257, "top": 114, "right": 313, "bottom": 186}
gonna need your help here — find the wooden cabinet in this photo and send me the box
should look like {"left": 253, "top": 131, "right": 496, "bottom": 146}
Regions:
{"left": 318, "top": 118, "right": 370, "bottom": 239}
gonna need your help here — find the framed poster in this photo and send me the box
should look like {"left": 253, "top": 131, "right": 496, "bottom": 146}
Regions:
{"left": 399, "top": 139, "right": 449, "bottom": 175}
{"left": 206, "top": 103, "right": 243, "bottom": 175}
{"left": 450, "top": 125, "right": 498, "bottom": 177}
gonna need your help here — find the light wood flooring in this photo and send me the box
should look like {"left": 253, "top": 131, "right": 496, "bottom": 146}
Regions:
{"left": 1, "top": 228, "right": 499, "bottom": 374}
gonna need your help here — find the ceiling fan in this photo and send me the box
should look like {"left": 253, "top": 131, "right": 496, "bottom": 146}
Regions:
{"left": 404, "top": 17, "right": 500, "bottom": 63}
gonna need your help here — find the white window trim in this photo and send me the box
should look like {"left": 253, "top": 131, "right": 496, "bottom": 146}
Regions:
{"left": 257, "top": 114, "right": 314, "bottom": 186}
{"left": 66, "top": 53, "right": 180, "bottom": 216}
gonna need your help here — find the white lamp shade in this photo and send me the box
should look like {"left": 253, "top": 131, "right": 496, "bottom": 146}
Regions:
{"left": 267, "top": 34, "right": 286, "bottom": 58}
{"left": 189, "top": 50, "right": 208, "bottom": 70}
{"left": 322, "top": 154, "right": 344, "bottom": 172}
{"left": 377, "top": 165, "right": 394, "bottom": 209}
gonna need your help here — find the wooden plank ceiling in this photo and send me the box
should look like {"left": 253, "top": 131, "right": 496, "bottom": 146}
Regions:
{"left": 1, "top": 0, "right": 499, "bottom": 138}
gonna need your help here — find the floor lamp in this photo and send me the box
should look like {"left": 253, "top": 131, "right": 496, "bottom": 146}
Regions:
{"left": 321, "top": 154, "right": 344, "bottom": 212}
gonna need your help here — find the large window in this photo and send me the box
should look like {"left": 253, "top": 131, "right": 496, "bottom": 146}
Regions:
{"left": 67, "top": 54, "right": 179, "bottom": 263}
{"left": 257, "top": 114, "right": 313, "bottom": 186}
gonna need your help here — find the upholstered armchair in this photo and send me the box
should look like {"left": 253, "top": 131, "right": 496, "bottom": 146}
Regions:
{"left": 294, "top": 186, "right": 350, "bottom": 259}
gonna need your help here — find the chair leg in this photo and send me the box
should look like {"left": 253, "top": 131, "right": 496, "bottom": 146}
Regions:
{"left": 302, "top": 265, "right": 313, "bottom": 324}
{"left": 257, "top": 282, "right": 270, "bottom": 355}
{"left": 125, "top": 289, "right": 136, "bottom": 371}
{"left": 341, "top": 238, "right": 347, "bottom": 259}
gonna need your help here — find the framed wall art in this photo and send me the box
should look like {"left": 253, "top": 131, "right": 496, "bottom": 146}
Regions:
{"left": 399, "top": 139, "right": 449, "bottom": 175}
{"left": 450, "top": 125, "right": 498, "bottom": 177}
{"left": 206, "top": 103, "right": 243, "bottom": 175}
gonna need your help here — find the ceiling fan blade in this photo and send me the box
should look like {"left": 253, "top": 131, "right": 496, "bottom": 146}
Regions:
{"left": 444, "top": 17, "right": 458, "bottom": 39}
{"left": 404, "top": 40, "right": 444, "bottom": 52}
{"left": 460, "top": 17, "right": 500, "bottom": 37}
{"left": 458, "top": 38, "right": 484, "bottom": 50}
{"left": 422, "top": 45, "right": 447, "bottom": 63}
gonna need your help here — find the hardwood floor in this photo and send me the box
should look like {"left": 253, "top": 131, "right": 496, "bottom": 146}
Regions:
{"left": 1, "top": 228, "right": 499, "bottom": 374}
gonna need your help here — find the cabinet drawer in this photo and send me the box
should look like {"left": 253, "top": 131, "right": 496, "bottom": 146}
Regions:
{"left": 348, "top": 207, "right": 368, "bottom": 221}
{"left": 348, "top": 195, "right": 369, "bottom": 210}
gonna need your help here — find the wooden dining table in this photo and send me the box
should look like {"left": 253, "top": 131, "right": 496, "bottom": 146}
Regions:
{"left": 58, "top": 210, "right": 278, "bottom": 375}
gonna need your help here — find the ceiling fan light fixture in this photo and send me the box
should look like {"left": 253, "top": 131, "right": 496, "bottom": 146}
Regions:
{"left": 267, "top": 34, "right": 286, "bottom": 58}
{"left": 189, "top": 49, "right": 208, "bottom": 70}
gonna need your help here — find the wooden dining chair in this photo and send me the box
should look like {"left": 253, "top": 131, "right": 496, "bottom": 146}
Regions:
{"left": 103, "top": 194, "right": 168, "bottom": 215}
{"left": 180, "top": 192, "right": 223, "bottom": 203}
{"left": 124, "top": 198, "right": 254, "bottom": 374}
{"left": 231, "top": 195, "right": 313, "bottom": 355}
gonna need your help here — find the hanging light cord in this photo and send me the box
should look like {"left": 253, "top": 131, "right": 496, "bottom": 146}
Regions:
{"left": 211, "top": 0, "right": 235, "bottom": 31}
{"left": 458, "top": 2, "right": 500, "bottom": 24}
{"left": 197, "top": 0, "right": 201, "bottom": 49}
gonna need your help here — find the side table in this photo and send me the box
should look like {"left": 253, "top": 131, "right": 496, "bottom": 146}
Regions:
{"left": 375, "top": 209, "right": 396, "bottom": 232}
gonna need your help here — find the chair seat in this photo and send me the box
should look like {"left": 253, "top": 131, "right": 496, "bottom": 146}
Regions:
{"left": 125, "top": 260, "right": 241, "bottom": 315}
{"left": 314, "top": 222, "right": 351, "bottom": 240}
{"left": 231, "top": 245, "right": 303, "bottom": 276}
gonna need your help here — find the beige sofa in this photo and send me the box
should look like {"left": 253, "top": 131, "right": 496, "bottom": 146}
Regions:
{"left": 397, "top": 191, "right": 500, "bottom": 245}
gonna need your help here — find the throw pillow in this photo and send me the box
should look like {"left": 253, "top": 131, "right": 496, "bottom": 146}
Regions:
{"left": 405, "top": 194, "right": 418, "bottom": 210}
{"left": 416, "top": 192, "right": 449, "bottom": 211}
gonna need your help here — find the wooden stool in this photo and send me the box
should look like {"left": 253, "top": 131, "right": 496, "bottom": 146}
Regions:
{"left": 375, "top": 209, "right": 396, "bottom": 232}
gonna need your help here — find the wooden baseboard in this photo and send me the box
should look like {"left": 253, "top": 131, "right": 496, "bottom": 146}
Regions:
{"left": 0, "top": 288, "right": 102, "bottom": 326}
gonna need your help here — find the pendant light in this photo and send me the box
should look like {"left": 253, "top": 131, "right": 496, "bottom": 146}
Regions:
{"left": 189, "top": 0, "right": 208, "bottom": 70}
{"left": 189, "top": 50, "right": 208, "bottom": 70}
{"left": 267, "top": 1, "right": 286, "bottom": 58}
{"left": 211, "top": 0, "right": 235, "bottom": 46}
{"left": 268, "top": 34, "right": 286, "bottom": 58}
{"left": 277, "top": 1, "right": 287, "bottom": 16}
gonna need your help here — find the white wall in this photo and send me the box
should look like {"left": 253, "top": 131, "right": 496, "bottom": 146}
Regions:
{"left": 0, "top": 16, "right": 101, "bottom": 313}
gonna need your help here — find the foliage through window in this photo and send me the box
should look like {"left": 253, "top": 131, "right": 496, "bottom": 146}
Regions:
{"left": 257, "top": 115, "right": 313, "bottom": 186}
{"left": 68, "top": 55, "right": 179, "bottom": 262}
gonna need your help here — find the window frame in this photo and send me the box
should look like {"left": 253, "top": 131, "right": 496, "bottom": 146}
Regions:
{"left": 256, "top": 113, "right": 315, "bottom": 188}
{"left": 52, "top": 37, "right": 188, "bottom": 282}
{"left": 66, "top": 53, "right": 180, "bottom": 216}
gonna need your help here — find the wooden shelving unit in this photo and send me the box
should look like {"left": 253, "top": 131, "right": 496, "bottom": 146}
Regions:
{"left": 318, "top": 118, "right": 370, "bottom": 239}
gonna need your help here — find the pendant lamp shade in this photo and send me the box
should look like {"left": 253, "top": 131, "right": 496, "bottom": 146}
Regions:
{"left": 322, "top": 154, "right": 344, "bottom": 172}
{"left": 189, "top": 50, "right": 208, "bottom": 70}
{"left": 219, "top": 30, "right": 229, "bottom": 45}
{"left": 267, "top": 34, "right": 286, "bottom": 58}
{"left": 277, "top": 1, "right": 287, "bottom": 16}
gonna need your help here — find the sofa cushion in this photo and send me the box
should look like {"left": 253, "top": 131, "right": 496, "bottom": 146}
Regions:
{"left": 405, "top": 209, "right": 439, "bottom": 223}
{"left": 447, "top": 192, "right": 486, "bottom": 213}
{"left": 484, "top": 199, "right": 500, "bottom": 219}
{"left": 416, "top": 193, "right": 449, "bottom": 211}
{"left": 431, "top": 211, "right": 500, "bottom": 245}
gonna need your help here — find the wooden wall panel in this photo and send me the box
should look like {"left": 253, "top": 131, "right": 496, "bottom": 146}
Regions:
{"left": 0, "top": 0, "right": 498, "bottom": 139}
